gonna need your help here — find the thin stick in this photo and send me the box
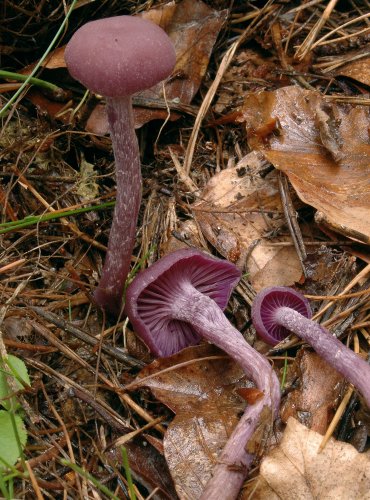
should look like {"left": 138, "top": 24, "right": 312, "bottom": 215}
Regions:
{"left": 278, "top": 172, "right": 307, "bottom": 275}
{"left": 312, "top": 12, "right": 370, "bottom": 48}
{"left": 183, "top": 0, "right": 275, "bottom": 175}
{"left": 25, "top": 461, "right": 45, "bottom": 500}
{"left": 183, "top": 42, "right": 239, "bottom": 175}
{"left": 318, "top": 385, "right": 353, "bottom": 452}
{"left": 295, "top": 0, "right": 339, "bottom": 60}
{"left": 313, "top": 262, "right": 370, "bottom": 320}
{"left": 305, "top": 288, "right": 370, "bottom": 301}
{"left": 112, "top": 416, "right": 165, "bottom": 448}
{"left": 30, "top": 306, "right": 142, "bottom": 368}
{"left": 0, "top": 259, "right": 26, "bottom": 274}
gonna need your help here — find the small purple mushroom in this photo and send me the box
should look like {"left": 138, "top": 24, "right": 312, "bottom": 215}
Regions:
{"left": 125, "top": 248, "right": 280, "bottom": 499}
{"left": 252, "top": 286, "right": 370, "bottom": 407}
{"left": 65, "top": 16, "right": 176, "bottom": 315}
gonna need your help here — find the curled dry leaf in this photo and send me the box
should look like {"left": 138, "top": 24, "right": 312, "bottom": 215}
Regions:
{"left": 247, "top": 417, "right": 370, "bottom": 500}
{"left": 2, "top": 316, "right": 33, "bottom": 340}
{"left": 133, "top": 344, "right": 258, "bottom": 500}
{"left": 240, "top": 86, "right": 370, "bottom": 244}
{"left": 192, "top": 151, "right": 303, "bottom": 290}
{"left": 163, "top": 219, "right": 208, "bottom": 255}
{"left": 141, "top": 0, "right": 227, "bottom": 106}
{"left": 333, "top": 49, "right": 370, "bottom": 87}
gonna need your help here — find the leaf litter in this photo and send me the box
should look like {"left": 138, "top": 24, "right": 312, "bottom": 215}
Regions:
{"left": 1, "top": 0, "right": 370, "bottom": 499}
{"left": 132, "top": 344, "right": 249, "bottom": 499}
{"left": 239, "top": 86, "right": 370, "bottom": 243}
{"left": 245, "top": 417, "right": 370, "bottom": 500}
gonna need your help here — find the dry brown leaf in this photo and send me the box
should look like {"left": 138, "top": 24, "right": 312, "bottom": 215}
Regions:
{"left": 247, "top": 417, "right": 370, "bottom": 500}
{"left": 39, "top": 46, "right": 66, "bottom": 69}
{"left": 142, "top": 0, "right": 227, "bottom": 105}
{"left": 133, "top": 344, "right": 250, "bottom": 499}
{"left": 214, "top": 48, "right": 284, "bottom": 115}
{"left": 106, "top": 438, "right": 177, "bottom": 499}
{"left": 280, "top": 350, "right": 344, "bottom": 435}
{"left": 20, "top": 46, "right": 66, "bottom": 72}
{"left": 163, "top": 219, "right": 208, "bottom": 255}
{"left": 192, "top": 151, "right": 303, "bottom": 290}
{"left": 85, "top": 103, "right": 109, "bottom": 135}
{"left": 240, "top": 86, "right": 370, "bottom": 244}
{"left": 26, "top": 89, "right": 70, "bottom": 122}
{"left": 334, "top": 49, "right": 370, "bottom": 87}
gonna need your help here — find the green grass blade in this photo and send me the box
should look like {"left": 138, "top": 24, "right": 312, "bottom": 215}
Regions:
{"left": 0, "top": 201, "right": 115, "bottom": 235}
{"left": 0, "top": 0, "right": 78, "bottom": 118}
{"left": 121, "top": 447, "right": 136, "bottom": 500}
{"left": 280, "top": 351, "right": 289, "bottom": 390}
{"left": 61, "top": 460, "right": 119, "bottom": 499}
{"left": 0, "top": 70, "right": 61, "bottom": 93}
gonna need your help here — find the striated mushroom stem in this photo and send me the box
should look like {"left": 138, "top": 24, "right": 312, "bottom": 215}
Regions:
{"left": 171, "top": 286, "right": 281, "bottom": 499}
{"left": 65, "top": 15, "right": 176, "bottom": 315}
{"left": 252, "top": 286, "right": 370, "bottom": 409}
{"left": 94, "top": 96, "right": 142, "bottom": 315}
{"left": 274, "top": 307, "right": 370, "bottom": 407}
{"left": 126, "top": 249, "right": 281, "bottom": 499}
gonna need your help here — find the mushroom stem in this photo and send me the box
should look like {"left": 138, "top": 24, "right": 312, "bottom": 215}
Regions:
{"left": 274, "top": 307, "right": 370, "bottom": 407}
{"left": 94, "top": 96, "right": 142, "bottom": 315}
{"left": 172, "top": 286, "right": 281, "bottom": 499}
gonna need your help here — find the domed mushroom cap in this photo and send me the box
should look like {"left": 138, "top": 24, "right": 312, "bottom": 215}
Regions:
{"left": 252, "top": 286, "right": 312, "bottom": 345}
{"left": 125, "top": 248, "right": 241, "bottom": 357}
{"left": 65, "top": 16, "right": 176, "bottom": 97}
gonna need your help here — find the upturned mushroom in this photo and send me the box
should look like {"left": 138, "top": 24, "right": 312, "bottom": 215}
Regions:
{"left": 125, "top": 248, "right": 280, "bottom": 499}
{"left": 65, "top": 16, "right": 176, "bottom": 315}
{"left": 252, "top": 286, "right": 370, "bottom": 407}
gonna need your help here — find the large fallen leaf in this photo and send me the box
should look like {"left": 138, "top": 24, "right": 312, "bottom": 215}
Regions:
{"left": 133, "top": 344, "right": 253, "bottom": 499}
{"left": 248, "top": 417, "right": 370, "bottom": 499}
{"left": 192, "top": 151, "right": 303, "bottom": 290}
{"left": 280, "top": 350, "right": 344, "bottom": 435}
{"left": 240, "top": 86, "right": 370, "bottom": 243}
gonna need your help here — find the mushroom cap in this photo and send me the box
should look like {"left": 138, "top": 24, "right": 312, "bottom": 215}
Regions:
{"left": 125, "top": 248, "right": 241, "bottom": 357}
{"left": 251, "top": 286, "right": 312, "bottom": 345}
{"left": 65, "top": 16, "right": 176, "bottom": 97}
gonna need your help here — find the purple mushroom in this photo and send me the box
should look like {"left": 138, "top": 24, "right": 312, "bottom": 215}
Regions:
{"left": 252, "top": 286, "right": 370, "bottom": 407}
{"left": 65, "top": 16, "right": 176, "bottom": 315}
{"left": 125, "top": 248, "right": 280, "bottom": 499}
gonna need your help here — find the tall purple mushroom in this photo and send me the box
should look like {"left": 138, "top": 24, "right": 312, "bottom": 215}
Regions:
{"left": 65, "top": 16, "right": 176, "bottom": 315}
{"left": 125, "top": 248, "right": 280, "bottom": 499}
{"left": 252, "top": 286, "right": 370, "bottom": 407}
